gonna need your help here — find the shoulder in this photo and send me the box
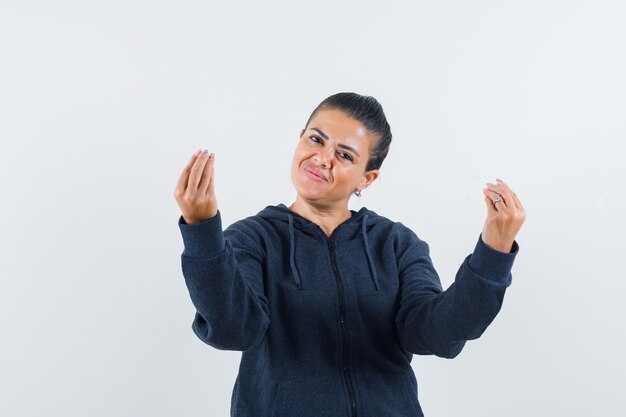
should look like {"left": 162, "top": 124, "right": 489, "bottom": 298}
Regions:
{"left": 361, "top": 208, "right": 432, "bottom": 268}
{"left": 228, "top": 218, "right": 269, "bottom": 237}
{"left": 222, "top": 203, "right": 293, "bottom": 254}
{"left": 363, "top": 208, "right": 429, "bottom": 251}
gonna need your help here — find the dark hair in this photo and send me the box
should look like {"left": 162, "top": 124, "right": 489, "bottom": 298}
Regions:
{"left": 303, "top": 92, "right": 392, "bottom": 172}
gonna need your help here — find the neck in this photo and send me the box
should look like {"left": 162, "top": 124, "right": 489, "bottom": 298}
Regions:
{"left": 288, "top": 197, "right": 352, "bottom": 238}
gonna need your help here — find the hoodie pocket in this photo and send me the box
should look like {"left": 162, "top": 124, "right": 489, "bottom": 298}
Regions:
{"left": 356, "top": 370, "right": 424, "bottom": 417}
{"left": 270, "top": 375, "right": 347, "bottom": 417}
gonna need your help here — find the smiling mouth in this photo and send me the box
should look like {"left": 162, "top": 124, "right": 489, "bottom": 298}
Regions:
{"left": 305, "top": 168, "right": 326, "bottom": 182}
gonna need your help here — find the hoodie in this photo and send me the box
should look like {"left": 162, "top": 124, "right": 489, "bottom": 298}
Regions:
{"left": 177, "top": 203, "right": 519, "bottom": 417}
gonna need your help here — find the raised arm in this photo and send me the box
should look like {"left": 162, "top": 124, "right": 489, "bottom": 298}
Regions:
{"left": 174, "top": 150, "right": 269, "bottom": 351}
{"left": 394, "top": 233, "right": 518, "bottom": 359}
{"left": 395, "top": 179, "right": 525, "bottom": 358}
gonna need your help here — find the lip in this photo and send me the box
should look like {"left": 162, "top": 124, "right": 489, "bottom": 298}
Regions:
{"left": 304, "top": 167, "right": 327, "bottom": 182}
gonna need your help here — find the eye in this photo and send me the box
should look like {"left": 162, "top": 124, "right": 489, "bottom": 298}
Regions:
{"left": 309, "top": 135, "right": 322, "bottom": 144}
{"left": 338, "top": 151, "right": 354, "bottom": 162}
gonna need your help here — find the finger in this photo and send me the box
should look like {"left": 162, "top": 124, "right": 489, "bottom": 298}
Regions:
{"left": 503, "top": 185, "right": 524, "bottom": 212}
{"left": 495, "top": 179, "right": 520, "bottom": 210}
{"left": 189, "top": 150, "right": 211, "bottom": 190}
{"left": 486, "top": 182, "right": 516, "bottom": 210}
{"left": 483, "top": 193, "right": 498, "bottom": 215}
{"left": 483, "top": 187, "right": 507, "bottom": 210}
{"left": 176, "top": 149, "right": 202, "bottom": 193}
{"left": 207, "top": 154, "right": 215, "bottom": 195}
{"left": 199, "top": 153, "right": 215, "bottom": 193}
{"left": 512, "top": 191, "right": 525, "bottom": 212}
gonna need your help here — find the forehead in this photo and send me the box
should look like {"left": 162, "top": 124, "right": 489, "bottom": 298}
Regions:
{"left": 307, "top": 109, "right": 373, "bottom": 151}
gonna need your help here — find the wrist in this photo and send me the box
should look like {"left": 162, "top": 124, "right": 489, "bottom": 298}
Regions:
{"left": 178, "top": 210, "right": 225, "bottom": 257}
{"left": 480, "top": 234, "right": 513, "bottom": 253}
{"left": 182, "top": 209, "right": 218, "bottom": 225}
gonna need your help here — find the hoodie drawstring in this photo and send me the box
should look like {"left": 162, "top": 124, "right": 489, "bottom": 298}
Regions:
{"left": 287, "top": 212, "right": 379, "bottom": 291}
{"left": 288, "top": 214, "right": 303, "bottom": 290}
{"left": 362, "top": 214, "right": 380, "bottom": 291}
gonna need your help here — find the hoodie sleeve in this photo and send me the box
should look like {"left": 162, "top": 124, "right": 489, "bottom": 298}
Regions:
{"left": 178, "top": 211, "right": 270, "bottom": 351}
{"left": 394, "top": 231, "right": 519, "bottom": 359}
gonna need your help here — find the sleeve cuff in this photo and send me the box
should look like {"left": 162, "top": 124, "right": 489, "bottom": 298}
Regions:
{"left": 177, "top": 211, "right": 226, "bottom": 258}
{"left": 468, "top": 233, "right": 519, "bottom": 284}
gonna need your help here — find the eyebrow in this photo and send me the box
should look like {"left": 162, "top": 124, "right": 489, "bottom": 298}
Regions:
{"left": 309, "top": 127, "right": 361, "bottom": 158}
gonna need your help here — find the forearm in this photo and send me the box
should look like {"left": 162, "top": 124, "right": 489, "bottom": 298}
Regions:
{"left": 182, "top": 252, "right": 270, "bottom": 350}
{"left": 397, "top": 234, "right": 518, "bottom": 358}
{"left": 178, "top": 211, "right": 270, "bottom": 351}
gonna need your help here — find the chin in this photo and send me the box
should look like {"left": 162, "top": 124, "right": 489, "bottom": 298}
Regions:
{"left": 291, "top": 180, "right": 325, "bottom": 202}
{"left": 291, "top": 181, "right": 319, "bottom": 200}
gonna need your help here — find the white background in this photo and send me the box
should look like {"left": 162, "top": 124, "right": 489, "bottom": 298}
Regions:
{"left": 1, "top": 1, "right": 625, "bottom": 416}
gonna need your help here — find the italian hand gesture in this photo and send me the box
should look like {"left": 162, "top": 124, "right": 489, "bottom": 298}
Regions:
{"left": 481, "top": 179, "right": 526, "bottom": 252}
{"left": 174, "top": 149, "right": 218, "bottom": 225}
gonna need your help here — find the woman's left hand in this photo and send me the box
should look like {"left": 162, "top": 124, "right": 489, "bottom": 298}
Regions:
{"left": 481, "top": 179, "right": 526, "bottom": 253}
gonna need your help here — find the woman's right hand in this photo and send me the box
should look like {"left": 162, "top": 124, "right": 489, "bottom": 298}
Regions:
{"left": 174, "top": 149, "right": 218, "bottom": 224}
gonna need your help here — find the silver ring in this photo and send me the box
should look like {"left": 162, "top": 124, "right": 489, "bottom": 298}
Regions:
{"left": 494, "top": 198, "right": 503, "bottom": 204}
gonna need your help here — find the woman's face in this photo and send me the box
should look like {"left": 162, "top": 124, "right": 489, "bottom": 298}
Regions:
{"left": 290, "top": 108, "right": 379, "bottom": 207}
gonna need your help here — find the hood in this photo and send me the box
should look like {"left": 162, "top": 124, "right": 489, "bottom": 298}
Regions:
{"left": 256, "top": 203, "right": 382, "bottom": 291}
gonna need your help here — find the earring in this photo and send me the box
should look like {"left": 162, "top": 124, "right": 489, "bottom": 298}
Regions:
{"left": 354, "top": 189, "right": 362, "bottom": 197}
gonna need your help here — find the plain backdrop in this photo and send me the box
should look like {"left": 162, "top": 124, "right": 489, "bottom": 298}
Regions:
{"left": 1, "top": 1, "right": 625, "bottom": 416}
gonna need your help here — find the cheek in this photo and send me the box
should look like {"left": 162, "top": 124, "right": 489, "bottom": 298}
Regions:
{"left": 293, "top": 144, "right": 313, "bottom": 162}
{"left": 339, "top": 166, "right": 362, "bottom": 185}
{"left": 291, "top": 146, "right": 307, "bottom": 171}
{"left": 291, "top": 149, "right": 300, "bottom": 167}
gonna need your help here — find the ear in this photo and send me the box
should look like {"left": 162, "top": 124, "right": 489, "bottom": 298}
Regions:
{"left": 357, "top": 169, "right": 380, "bottom": 191}
{"left": 299, "top": 128, "right": 305, "bottom": 139}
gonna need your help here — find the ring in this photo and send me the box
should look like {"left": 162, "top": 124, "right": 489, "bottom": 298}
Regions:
{"left": 494, "top": 197, "right": 503, "bottom": 204}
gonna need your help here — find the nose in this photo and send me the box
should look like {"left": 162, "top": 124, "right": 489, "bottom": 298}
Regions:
{"left": 313, "top": 146, "right": 334, "bottom": 168}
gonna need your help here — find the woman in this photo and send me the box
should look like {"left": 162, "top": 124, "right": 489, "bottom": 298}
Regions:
{"left": 173, "top": 92, "right": 525, "bottom": 417}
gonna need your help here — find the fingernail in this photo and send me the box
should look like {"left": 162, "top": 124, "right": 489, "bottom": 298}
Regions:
{"left": 209, "top": 153, "right": 215, "bottom": 159}
{"left": 202, "top": 149, "right": 208, "bottom": 154}
{"left": 496, "top": 178, "right": 503, "bottom": 183}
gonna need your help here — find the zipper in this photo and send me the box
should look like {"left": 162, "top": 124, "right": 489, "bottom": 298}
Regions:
{"left": 328, "top": 239, "right": 358, "bottom": 417}
{"left": 285, "top": 208, "right": 360, "bottom": 416}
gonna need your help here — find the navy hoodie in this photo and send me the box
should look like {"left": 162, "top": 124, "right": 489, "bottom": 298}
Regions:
{"left": 178, "top": 203, "right": 519, "bottom": 417}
